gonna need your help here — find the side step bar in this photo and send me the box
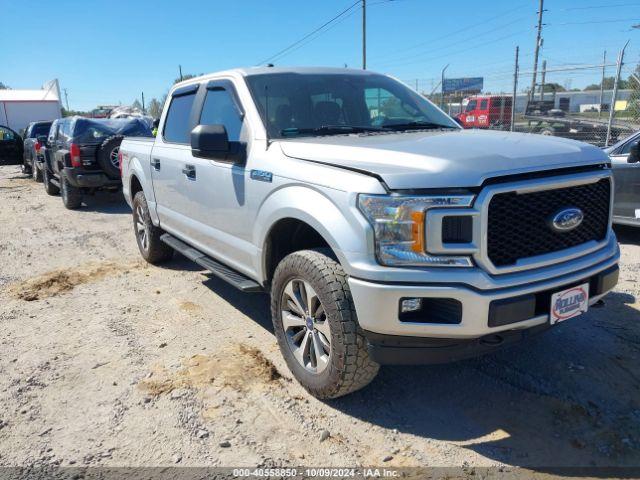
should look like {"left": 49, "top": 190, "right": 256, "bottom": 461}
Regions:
{"left": 160, "top": 233, "right": 263, "bottom": 292}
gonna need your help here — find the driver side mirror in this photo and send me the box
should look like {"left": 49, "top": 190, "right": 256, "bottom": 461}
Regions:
{"left": 36, "top": 135, "right": 48, "bottom": 145}
{"left": 628, "top": 143, "right": 640, "bottom": 164}
{"left": 190, "top": 124, "right": 245, "bottom": 163}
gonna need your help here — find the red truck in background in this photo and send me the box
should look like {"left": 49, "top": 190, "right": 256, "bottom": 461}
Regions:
{"left": 456, "top": 95, "right": 512, "bottom": 129}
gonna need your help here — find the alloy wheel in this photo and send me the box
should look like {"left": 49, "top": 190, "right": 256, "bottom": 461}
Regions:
{"left": 281, "top": 279, "right": 331, "bottom": 374}
{"left": 135, "top": 204, "right": 149, "bottom": 252}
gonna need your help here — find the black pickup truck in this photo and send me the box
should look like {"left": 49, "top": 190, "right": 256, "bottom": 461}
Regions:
{"left": 22, "top": 120, "right": 53, "bottom": 180}
{"left": 42, "top": 116, "right": 152, "bottom": 209}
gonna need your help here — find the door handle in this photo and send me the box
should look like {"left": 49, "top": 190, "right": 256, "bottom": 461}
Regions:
{"left": 151, "top": 158, "right": 161, "bottom": 171}
{"left": 182, "top": 164, "right": 196, "bottom": 180}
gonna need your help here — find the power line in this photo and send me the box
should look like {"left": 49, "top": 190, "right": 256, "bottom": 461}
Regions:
{"left": 372, "top": 14, "right": 529, "bottom": 68}
{"left": 368, "top": 1, "right": 530, "bottom": 63}
{"left": 562, "top": 3, "right": 640, "bottom": 10}
{"left": 257, "top": 1, "right": 361, "bottom": 65}
{"left": 556, "top": 18, "right": 640, "bottom": 25}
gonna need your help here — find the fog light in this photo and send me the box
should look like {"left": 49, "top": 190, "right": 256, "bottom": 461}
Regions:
{"left": 400, "top": 298, "right": 422, "bottom": 313}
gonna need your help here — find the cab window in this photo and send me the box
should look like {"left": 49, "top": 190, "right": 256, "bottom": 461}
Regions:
{"left": 199, "top": 87, "right": 243, "bottom": 142}
{"left": 164, "top": 92, "right": 197, "bottom": 144}
{"left": 621, "top": 137, "right": 639, "bottom": 155}
{"left": 479, "top": 99, "right": 488, "bottom": 110}
{"left": 465, "top": 100, "right": 477, "bottom": 112}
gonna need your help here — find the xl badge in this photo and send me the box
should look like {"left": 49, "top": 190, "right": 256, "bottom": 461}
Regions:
{"left": 550, "top": 207, "right": 584, "bottom": 232}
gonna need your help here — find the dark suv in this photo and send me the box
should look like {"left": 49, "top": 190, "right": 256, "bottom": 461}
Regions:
{"left": 42, "top": 116, "right": 152, "bottom": 209}
{"left": 22, "top": 120, "right": 53, "bottom": 180}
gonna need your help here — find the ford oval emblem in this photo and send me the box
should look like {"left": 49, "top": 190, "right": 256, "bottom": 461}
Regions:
{"left": 550, "top": 207, "right": 584, "bottom": 232}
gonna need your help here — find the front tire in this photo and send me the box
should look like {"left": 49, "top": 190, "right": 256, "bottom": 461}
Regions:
{"left": 132, "top": 191, "right": 173, "bottom": 264}
{"left": 271, "top": 249, "right": 379, "bottom": 399}
{"left": 60, "top": 176, "right": 82, "bottom": 210}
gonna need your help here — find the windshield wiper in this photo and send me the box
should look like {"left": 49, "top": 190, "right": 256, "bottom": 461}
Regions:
{"left": 281, "top": 125, "right": 384, "bottom": 137}
{"left": 382, "top": 121, "right": 457, "bottom": 131}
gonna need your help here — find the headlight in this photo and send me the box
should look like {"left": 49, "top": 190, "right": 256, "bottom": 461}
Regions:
{"left": 358, "top": 194, "right": 474, "bottom": 267}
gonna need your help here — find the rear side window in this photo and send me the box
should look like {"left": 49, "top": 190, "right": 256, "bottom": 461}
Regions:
{"left": 33, "top": 123, "right": 51, "bottom": 137}
{"left": 479, "top": 99, "right": 488, "bottom": 110}
{"left": 164, "top": 93, "right": 196, "bottom": 143}
{"left": 200, "top": 88, "right": 243, "bottom": 142}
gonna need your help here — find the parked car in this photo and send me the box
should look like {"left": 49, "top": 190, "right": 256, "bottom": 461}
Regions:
{"left": 456, "top": 95, "right": 512, "bottom": 129}
{"left": 21, "top": 120, "right": 53, "bottom": 180}
{"left": 604, "top": 130, "right": 640, "bottom": 226}
{"left": 120, "top": 67, "right": 619, "bottom": 399}
{"left": 42, "top": 116, "right": 152, "bottom": 209}
{"left": 0, "top": 125, "right": 24, "bottom": 165}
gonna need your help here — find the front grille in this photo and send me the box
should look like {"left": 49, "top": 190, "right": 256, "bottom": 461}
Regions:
{"left": 487, "top": 178, "right": 610, "bottom": 267}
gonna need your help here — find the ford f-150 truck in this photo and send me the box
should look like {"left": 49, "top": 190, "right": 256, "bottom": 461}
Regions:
{"left": 120, "top": 67, "right": 620, "bottom": 399}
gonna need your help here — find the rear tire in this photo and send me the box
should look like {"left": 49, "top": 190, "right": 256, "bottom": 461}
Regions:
{"left": 43, "top": 165, "right": 59, "bottom": 196}
{"left": 271, "top": 249, "right": 379, "bottom": 399}
{"left": 60, "top": 176, "right": 82, "bottom": 210}
{"left": 32, "top": 158, "right": 43, "bottom": 182}
{"left": 132, "top": 191, "right": 174, "bottom": 264}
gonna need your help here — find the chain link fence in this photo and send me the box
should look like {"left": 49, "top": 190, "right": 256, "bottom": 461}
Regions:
{"left": 418, "top": 53, "right": 639, "bottom": 148}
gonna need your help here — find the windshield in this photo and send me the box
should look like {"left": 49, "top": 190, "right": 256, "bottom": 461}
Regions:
{"left": 245, "top": 72, "right": 459, "bottom": 139}
{"left": 32, "top": 123, "right": 52, "bottom": 137}
{"left": 72, "top": 119, "right": 152, "bottom": 143}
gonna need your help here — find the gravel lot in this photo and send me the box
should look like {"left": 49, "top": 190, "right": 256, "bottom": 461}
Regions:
{"left": 0, "top": 164, "right": 639, "bottom": 472}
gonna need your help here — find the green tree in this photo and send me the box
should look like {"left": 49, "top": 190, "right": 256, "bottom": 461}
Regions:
{"left": 173, "top": 73, "right": 202, "bottom": 84}
{"left": 584, "top": 76, "right": 630, "bottom": 91}
{"left": 131, "top": 99, "right": 143, "bottom": 110}
{"left": 147, "top": 98, "right": 163, "bottom": 119}
{"left": 0, "top": 82, "right": 9, "bottom": 89}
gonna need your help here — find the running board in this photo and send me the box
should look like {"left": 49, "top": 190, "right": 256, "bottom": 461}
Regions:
{"left": 160, "top": 233, "right": 263, "bottom": 292}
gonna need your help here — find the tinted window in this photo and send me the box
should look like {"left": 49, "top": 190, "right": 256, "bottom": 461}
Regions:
{"left": 164, "top": 93, "right": 196, "bottom": 143}
{"left": 72, "top": 119, "right": 152, "bottom": 143}
{"left": 60, "top": 120, "right": 73, "bottom": 143}
{"left": 33, "top": 123, "right": 52, "bottom": 137}
{"left": 200, "top": 88, "right": 243, "bottom": 142}
{"left": 246, "top": 72, "right": 458, "bottom": 138}
{"left": 0, "top": 126, "right": 16, "bottom": 142}
{"left": 621, "top": 138, "right": 639, "bottom": 155}
{"left": 479, "top": 99, "right": 488, "bottom": 110}
{"left": 465, "top": 100, "right": 477, "bottom": 112}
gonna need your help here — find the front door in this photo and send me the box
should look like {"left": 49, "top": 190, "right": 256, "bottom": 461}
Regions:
{"left": 184, "top": 80, "right": 255, "bottom": 273}
{"left": 610, "top": 134, "right": 640, "bottom": 221}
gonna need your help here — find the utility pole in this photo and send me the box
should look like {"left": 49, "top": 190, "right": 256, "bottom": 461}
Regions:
{"left": 511, "top": 46, "right": 519, "bottom": 132}
{"left": 141, "top": 92, "right": 145, "bottom": 114}
{"left": 539, "top": 60, "right": 547, "bottom": 101}
{"left": 440, "top": 64, "right": 449, "bottom": 110}
{"left": 179, "top": 65, "right": 183, "bottom": 82}
{"left": 63, "top": 88, "right": 69, "bottom": 111}
{"left": 606, "top": 40, "right": 629, "bottom": 147}
{"left": 530, "top": 0, "right": 545, "bottom": 100}
{"left": 362, "top": 0, "right": 367, "bottom": 70}
{"left": 598, "top": 50, "right": 606, "bottom": 119}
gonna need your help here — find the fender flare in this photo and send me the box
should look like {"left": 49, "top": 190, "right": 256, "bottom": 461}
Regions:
{"left": 253, "top": 185, "right": 367, "bottom": 282}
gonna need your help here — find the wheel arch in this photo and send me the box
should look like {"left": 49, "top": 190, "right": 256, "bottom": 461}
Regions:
{"left": 255, "top": 186, "right": 366, "bottom": 287}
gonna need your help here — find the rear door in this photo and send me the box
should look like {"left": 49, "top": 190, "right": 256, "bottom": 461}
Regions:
{"left": 150, "top": 83, "right": 200, "bottom": 235}
{"left": 610, "top": 133, "right": 640, "bottom": 222}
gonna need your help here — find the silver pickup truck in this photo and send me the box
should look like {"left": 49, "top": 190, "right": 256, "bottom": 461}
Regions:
{"left": 120, "top": 67, "right": 620, "bottom": 399}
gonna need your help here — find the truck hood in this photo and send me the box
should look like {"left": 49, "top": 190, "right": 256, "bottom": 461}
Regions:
{"left": 278, "top": 129, "right": 609, "bottom": 190}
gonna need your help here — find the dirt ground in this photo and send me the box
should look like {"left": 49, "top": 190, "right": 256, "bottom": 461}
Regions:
{"left": 0, "top": 164, "right": 639, "bottom": 472}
